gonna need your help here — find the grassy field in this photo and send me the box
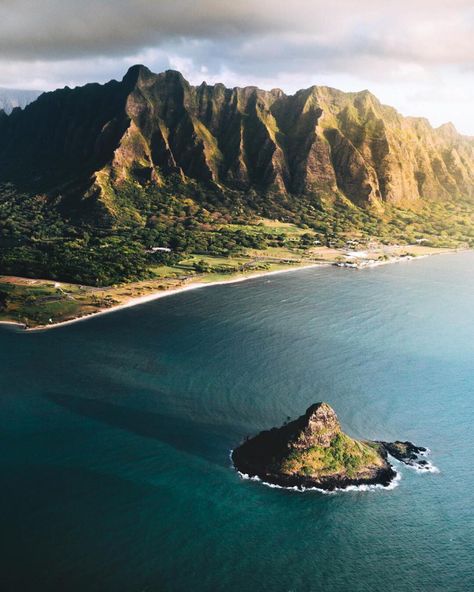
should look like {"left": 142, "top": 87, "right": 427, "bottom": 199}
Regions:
{"left": 218, "top": 218, "right": 310, "bottom": 236}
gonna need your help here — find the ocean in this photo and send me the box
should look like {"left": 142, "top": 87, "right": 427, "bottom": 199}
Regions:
{"left": 1, "top": 253, "right": 473, "bottom": 591}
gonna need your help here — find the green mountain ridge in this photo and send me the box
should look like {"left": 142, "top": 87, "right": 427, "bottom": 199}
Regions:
{"left": 1, "top": 65, "right": 473, "bottom": 215}
{"left": 0, "top": 65, "right": 473, "bottom": 285}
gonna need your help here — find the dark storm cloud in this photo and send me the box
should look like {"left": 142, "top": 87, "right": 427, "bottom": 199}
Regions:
{"left": 0, "top": 0, "right": 277, "bottom": 59}
{"left": 0, "top": 0, "right": 472, "bottom": 66}
{"left": 0, "top": 1, "right": 473, "bottom": 132}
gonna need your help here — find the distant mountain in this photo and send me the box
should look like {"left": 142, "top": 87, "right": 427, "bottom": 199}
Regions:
{"left": 0, "top": 87, "right": 42, "bottom": 114}
{"left": 0, "top": 65, "right": 472, "bottom": 220}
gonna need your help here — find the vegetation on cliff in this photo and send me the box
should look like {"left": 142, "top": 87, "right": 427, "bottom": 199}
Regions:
{"left": 0, "top": 65, "right": 473, "bottom": 285}
{"left": 281, "top": 432, "right": 384, "bottom": 479}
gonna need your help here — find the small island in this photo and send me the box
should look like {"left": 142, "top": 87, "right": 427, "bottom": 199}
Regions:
{"left": 232, "top": 402, "right": 428, "bottom": 491}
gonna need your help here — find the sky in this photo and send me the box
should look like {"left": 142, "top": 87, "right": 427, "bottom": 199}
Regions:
{"left": 0, "top": 0, "right": 473, "bottom": 134}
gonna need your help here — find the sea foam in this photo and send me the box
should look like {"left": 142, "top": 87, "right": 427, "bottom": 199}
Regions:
{"left": 235, "top": 469, "right": 402, "bottom": 494}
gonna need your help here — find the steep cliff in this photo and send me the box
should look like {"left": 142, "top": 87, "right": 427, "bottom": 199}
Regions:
{"left": 0, "top": 65, "right": 472, "bottom": 223}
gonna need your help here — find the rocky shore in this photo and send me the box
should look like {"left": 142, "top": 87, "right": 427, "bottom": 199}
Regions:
{"left": 232, "top": 403, "right": 427, "bottom": 491}
{"left": 377, "top": 440, "right": 431, "bottom": 471}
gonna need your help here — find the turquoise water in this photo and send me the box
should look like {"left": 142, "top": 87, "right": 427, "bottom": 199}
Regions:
{"left": 1, "top": 254, "right": 473, "bottom": 591}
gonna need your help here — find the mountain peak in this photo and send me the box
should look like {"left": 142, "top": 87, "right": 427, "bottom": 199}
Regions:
{"left": 123, "top": 66, "right": 188, "bottom": 91}
{"left": 436, "top": 121, "right": 459, "bottom": 139}
{"left": 122, "top": 64, "right": 153, "bottom": 85}
{"left": 292, "top": 402, "right": 341, "bottom": 448}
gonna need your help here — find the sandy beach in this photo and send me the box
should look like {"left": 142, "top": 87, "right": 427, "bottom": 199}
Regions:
{"left": 0, "top": 247, "right": 467, "bottom": 332}
{"left": 2, "top": 262, "right": 325, "bottom": 332}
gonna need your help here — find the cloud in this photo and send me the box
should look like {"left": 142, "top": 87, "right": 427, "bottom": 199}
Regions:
{"left": 0, "top": 1, "right": 473, "bottom": 133}
{"left": 0, "top": 1, "right": 472, "bottom": 65}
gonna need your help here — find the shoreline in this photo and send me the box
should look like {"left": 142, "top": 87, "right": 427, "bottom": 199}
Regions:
{"left": 1, "top": 262, "right": 325, "bottom": 332}
{"left": 0, "top": 248, "right": 469, "bottom": 332}
{"left": 234, "top": 466, "right": 402, "bottom": 494}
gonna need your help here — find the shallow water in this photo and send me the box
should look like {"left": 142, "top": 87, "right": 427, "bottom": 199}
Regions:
{"left": 1, "top": 253, "right": 473, "bottom": 591}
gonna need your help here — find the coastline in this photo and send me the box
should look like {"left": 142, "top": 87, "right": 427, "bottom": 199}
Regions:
{"left": 0, "top": 247, "right": 468, "bottom": 332}
{"left": 234, "top": 466, "right": 402, "bottom": 494}
{"left": 2, "top": 262, "right": 325, "bottom": 332}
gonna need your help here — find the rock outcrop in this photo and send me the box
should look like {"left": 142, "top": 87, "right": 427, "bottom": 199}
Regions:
{"left": 0, "top": 65, "right": 472, "bottom": 223}
{"left": 377, "top": 440, "right": 430, "bottom": 470}
{"left": 232, "top": 403, "right": 427, "bottom": 491}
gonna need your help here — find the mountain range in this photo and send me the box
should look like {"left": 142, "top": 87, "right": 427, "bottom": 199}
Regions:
{"left": 0, "top": 65, "right": 473, "bottom": 286}
{"left": 0, "top": 65, "right": 473, "bottom": 222}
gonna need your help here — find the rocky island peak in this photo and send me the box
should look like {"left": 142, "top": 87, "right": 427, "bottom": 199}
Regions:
{"left": 232, "top": 402, "right": 429, "bottom": 491}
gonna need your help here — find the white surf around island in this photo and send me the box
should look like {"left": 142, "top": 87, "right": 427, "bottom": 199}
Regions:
{"left": 388, "top": 447, "right": 440, "bottom": 474}
{"left": 410, "top": 462, "right": 440, "bottom": 474}
{"left": 234, "top": 466, "right": 402, "bottom": 495}
{"left": 403, "top": 460, "right": 440, "bottom": 474}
